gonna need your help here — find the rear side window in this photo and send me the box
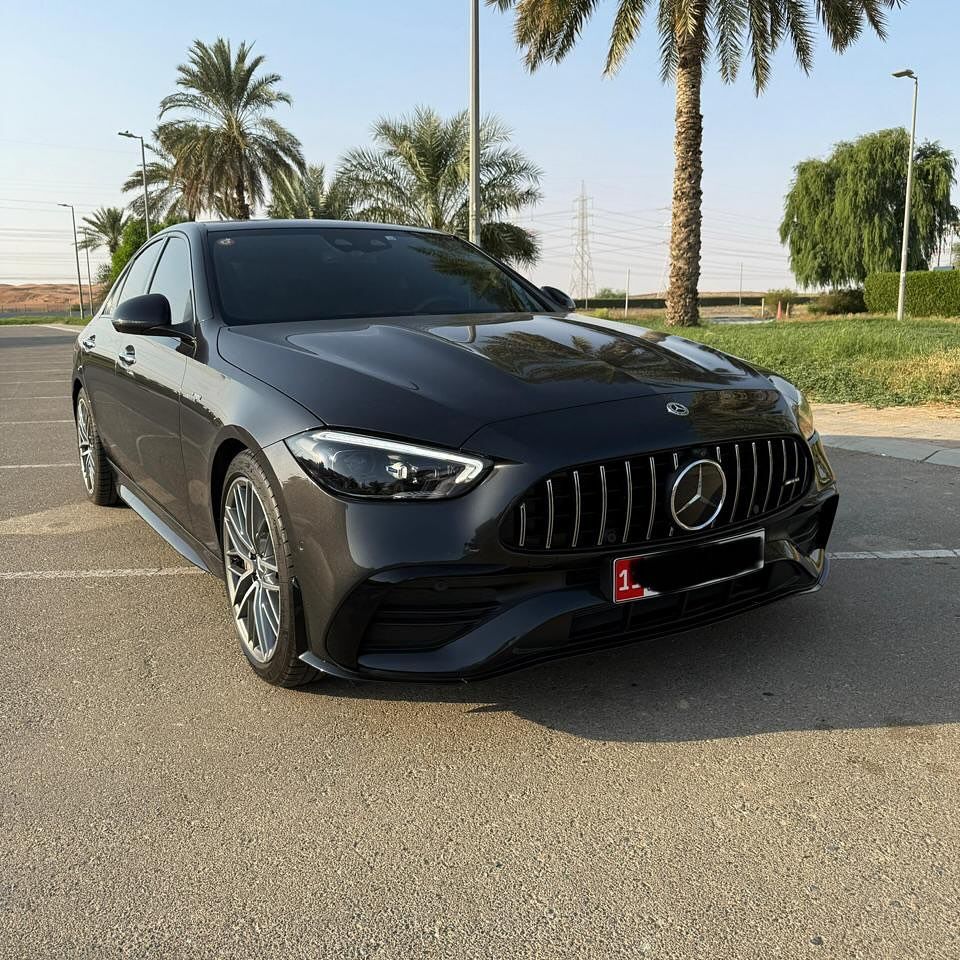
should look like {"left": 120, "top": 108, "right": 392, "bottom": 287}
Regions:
{"left": 100, "top": 274, "right": 125, "bottom": 316}
{"left": 148, "top": 236, "right": 194, "bottom": 329}
{"left": 117, "top": 240, "right": 164, "bottom": 304}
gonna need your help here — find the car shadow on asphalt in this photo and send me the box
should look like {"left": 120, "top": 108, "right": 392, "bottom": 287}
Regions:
{"left": 300, "top": 560, "right": 959, "bottom": 743}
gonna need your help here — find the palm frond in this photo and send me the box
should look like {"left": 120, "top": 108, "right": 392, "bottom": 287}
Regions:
{"left": 605, "top": 0, "right": 650, "bottom": 74}
{"left": 154, "top": 36, "right": 303, "bottom": 218}
{"left": 490, "top": 0, "right": 900, "bottom": 93}
{"left": 336, "top": 107, "right": 543, "bottom": 265}
{"left": 78, "top": 206, "right": 130, "bottom": 255}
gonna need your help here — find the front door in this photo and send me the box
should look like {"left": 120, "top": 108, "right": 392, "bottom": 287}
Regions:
{"left": 108, "top": 235, "right": 194, "bottom": 527}
{"left": 84, "top": 238, "right": 165, "bottom": 470}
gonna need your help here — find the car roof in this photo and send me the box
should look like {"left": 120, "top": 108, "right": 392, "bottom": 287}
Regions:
{"left": 164, "top": 219, "right": 448, "bottom": 239}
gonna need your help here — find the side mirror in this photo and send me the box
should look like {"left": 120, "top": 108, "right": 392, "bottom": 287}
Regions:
{"left": 541, "top": 286, "right": 576, "bottom": 312}
{"left": 113, "top": 293, "right": 172, "bottom": 335}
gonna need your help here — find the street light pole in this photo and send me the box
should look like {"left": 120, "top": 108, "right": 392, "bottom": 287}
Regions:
{"left": 58, "top": 203, "right": 85, "bottom": 320}
{"left": 83, "top": 238, "right": 95, "bottom": 313}
{"left": 468, "top": 0, "right": 480, "bottom": 245}
{"left": 119, "top": 130, "right": 151, "bottom": 238}
{"left": 893, "top": 69, "right": 919, "bottom": 322}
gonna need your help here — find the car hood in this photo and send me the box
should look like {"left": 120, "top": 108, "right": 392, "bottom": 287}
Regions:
{"left": 217, "top": 312, "right": 775, "bottom": 448}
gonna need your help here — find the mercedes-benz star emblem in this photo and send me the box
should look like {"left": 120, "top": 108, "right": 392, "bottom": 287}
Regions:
{"left": 670, "top": 459, "right": 727, "bottom": 531}
{"left": 666, "top": 401, "right": 689, "bottom": 417}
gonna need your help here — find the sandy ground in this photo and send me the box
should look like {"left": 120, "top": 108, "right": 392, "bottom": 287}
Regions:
{"left": 814, "top": 403, "right": 960, "bottom": 442}
{"left": 0, "top": 283, "right": 100, "bottom": 313}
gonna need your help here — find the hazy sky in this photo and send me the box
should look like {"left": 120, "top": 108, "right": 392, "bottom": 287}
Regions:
{"left": 2, "top": 0, "right": 957, "bottom": 294}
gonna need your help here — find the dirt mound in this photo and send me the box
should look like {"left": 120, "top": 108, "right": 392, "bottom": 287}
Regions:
{"left": 0, "top": 283, "right": 101, "bottom": 312}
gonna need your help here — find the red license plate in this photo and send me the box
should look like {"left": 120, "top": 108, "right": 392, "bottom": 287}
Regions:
{"left": 612, "top": 555, "right": 659, "bottom": 603}
{"left": 612, "top": 531, "right": 765, "bottom": 604}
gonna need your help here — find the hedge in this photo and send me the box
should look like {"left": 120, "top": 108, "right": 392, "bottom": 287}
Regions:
{"left": 580, "top": 294, "right": 814, "bottom": 310}
{"left": 864, "top": 270, "right": 960, "bottom": 316}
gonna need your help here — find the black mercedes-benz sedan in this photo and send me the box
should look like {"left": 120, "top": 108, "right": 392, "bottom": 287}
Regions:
{"left": 72, "top": 220, "right": 838, "bottom": 687}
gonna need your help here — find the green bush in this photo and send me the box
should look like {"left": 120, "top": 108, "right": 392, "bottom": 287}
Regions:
{"left": 767, "top": 288, "right": 799, "bottom": 308}
{"left": 808, "top": 288, "right": 867, "bottom": 315}
{"left": 864, "top": 270, "right": 960, "bottom": 317}
{"left": 105, "top": 216, "right": 188, "bottom": 288}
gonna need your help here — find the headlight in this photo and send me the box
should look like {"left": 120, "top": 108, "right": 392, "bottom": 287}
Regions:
{"left": 794, "top": 389, "right": 816, "bottom": 440}
{"left": 285, "top": 430, "right": 491, "bottom": 500}
{"left": 767, "top": 375, "right": 815, "bottom": 440}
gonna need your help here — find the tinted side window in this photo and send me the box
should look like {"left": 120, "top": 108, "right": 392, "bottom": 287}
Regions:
{"left": 101, "top": 273, "right": 126, "bottom": 316}
{"left": 148, "top": 236, "right": 194, "bottom": 329}
{"left": 118, "top": 240, "right": 164, "bottom": 302}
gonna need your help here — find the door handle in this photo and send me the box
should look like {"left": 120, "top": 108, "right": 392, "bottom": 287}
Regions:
{"left": 80, "top": 335, "right": 96, "bottom": 351}
{"left": 118, "top": 345, "right": 136, "bottom": 368}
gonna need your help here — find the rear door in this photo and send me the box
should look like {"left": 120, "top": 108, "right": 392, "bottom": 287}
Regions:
{"left": 109, "top": 234, "right": 194, "bottom": 526}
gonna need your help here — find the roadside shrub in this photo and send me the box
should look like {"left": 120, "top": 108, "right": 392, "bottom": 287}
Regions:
{"left": 767, "top": 288, "right": 799, "bottom": 308}
{"left": 105, "top": 215, "right": 188, "bottom": 288}
{"left": 808, "top": 288, "right": 866, "bottom": 315}
{"left": 864, "top": 270, "right": 960, "bottom": 317}
{"left": 105, "top": 219, "right": 149, "bottom": 287}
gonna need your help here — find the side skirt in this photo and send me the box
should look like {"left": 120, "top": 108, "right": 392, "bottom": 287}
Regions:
{"left": 117, "top": 481, "right": 223, "bottom": 579}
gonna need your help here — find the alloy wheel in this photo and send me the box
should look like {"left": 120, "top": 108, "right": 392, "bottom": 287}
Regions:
{"left": 223, "top": 476, "right": 282, "bottom": 663}
{"left": 76, "top": 397, "right": 95, "bottom": 494}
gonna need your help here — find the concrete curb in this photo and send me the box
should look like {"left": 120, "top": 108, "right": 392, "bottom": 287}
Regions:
{"left": 822, "top": 435, "right": 960, "bottom": 467}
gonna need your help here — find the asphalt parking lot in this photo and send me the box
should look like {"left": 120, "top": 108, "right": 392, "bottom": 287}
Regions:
{"left": 2, "top": 325, "right": 958, "bottom": 959}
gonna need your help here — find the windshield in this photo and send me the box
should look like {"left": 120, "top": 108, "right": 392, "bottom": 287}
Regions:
{"left": 208, "top": 226, "right": 549, "bottom": 324}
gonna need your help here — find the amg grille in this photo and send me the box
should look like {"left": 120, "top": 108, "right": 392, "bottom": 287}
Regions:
{"left": 503, "top": 435, "right": 812, "bottom": 552}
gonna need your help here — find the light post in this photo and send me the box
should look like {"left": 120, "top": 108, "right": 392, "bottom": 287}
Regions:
{"left": 893, "top": 69, "right": 918, "bottom": 322}
{"left": 81, "top": 231, "right": 95, "bottom": 313}
{"left": 468, "top": 0, "right": 480, "bottom": 245}
{"left": 119, "top": 129, "right": 151, "bottom": 238}
{"left": 57, "top": 203, "right": 85, "bottom": 319}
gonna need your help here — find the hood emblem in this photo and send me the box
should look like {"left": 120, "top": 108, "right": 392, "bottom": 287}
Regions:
{"left": 670, "top": 459, "right": 727, "bottom": 531}
{"left": 666, "top": 401, "right": 689, "bottom": 417}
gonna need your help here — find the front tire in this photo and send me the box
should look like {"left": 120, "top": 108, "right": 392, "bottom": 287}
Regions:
{"left": 221, "top": 451, "right": 317, "bottom": 687}
{"left": 75, "top": 388, "right": 118, "bottom": 506}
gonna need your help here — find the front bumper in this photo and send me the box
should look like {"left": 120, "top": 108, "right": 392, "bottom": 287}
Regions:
{"left": 262, "top": 429, "right": 839, "bottom": 684}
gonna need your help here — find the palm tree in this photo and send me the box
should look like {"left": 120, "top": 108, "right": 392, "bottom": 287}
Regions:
{"left": 338, "top": 107, "right": 543, "bottom": 266}
{"left": 78, "top": 207, "right": 129, "bottom": 255}
{"left": 490, "top": 0, "right": 900, "bottom": 326}
{"left": 157, "top": 38, "right": 305, "bottom": 219}
{"left": 121, "top": 130, "right": 206, "bottom": 222}
{"left": 268, "top": 163, "right": 355, "bottom": 220}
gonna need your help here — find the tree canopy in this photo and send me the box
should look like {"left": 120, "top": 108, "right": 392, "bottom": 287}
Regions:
{"left": 78, "top": 207, "right": 129, "bottom": 256}
{"left": 267, "top": 164, "right": 354, "bottom": 220}
{"left": 337, "top": 107, "right": 543, "bottom": 266}
{"left": 156, "top": 38, "right": 304, "bottom": 219}
{"left": 103, "top": 215, "right": 186, "bottom": 287}
{"left": 781, "top": 128, "right": 958, "bottom": 288}
{"left": 491, "top": 0, "right": 901, "bottom": 324}
{"left": 121, "top": 130, "right": 207, "bottom": 222}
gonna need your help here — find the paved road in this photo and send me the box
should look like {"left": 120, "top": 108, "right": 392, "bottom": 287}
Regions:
{"left": 2, "top": 325, "right": 958, "bottom": 960}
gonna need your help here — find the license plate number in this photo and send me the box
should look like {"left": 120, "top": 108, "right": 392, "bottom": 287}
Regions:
{"left": 612, "top": 530, "right": 765, "bottom": 604}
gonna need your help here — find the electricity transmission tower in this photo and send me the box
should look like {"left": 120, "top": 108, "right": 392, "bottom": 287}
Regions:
{"left": 570, "top": 182, "right": 595, "bottom": 304}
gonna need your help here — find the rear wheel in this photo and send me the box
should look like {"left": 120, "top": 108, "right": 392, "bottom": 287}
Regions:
{"left": 75, "top": 388, "right": 118, "bottom": 506}
{"left": 221, "top": 451, "right": 317, "bottom": 687}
